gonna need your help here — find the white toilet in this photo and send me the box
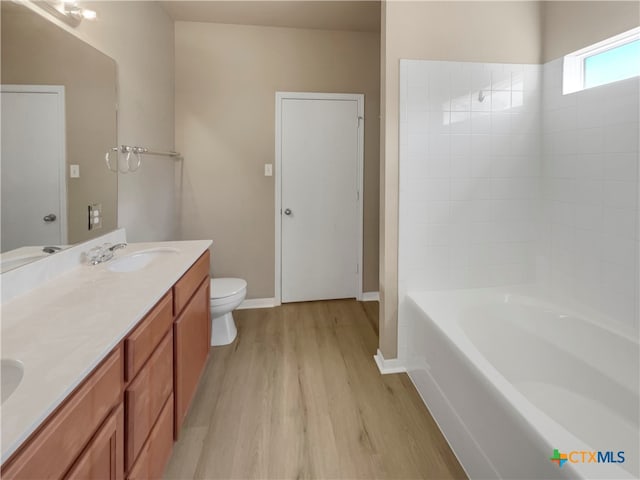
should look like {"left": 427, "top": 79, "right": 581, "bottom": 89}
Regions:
{"left": 209, "top": 277, "right": 246, "bottom": 346}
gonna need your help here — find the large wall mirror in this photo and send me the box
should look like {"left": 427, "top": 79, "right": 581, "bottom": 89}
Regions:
{"left": 1, "top": 2, "right": 117, "bottom": 272}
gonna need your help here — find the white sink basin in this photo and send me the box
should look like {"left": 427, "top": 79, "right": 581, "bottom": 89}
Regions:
{"left": 1, "top": 359, "right": 24, "bottom": 404}
{"left": 107, "top": 247, "right": 179, "bottom": 273}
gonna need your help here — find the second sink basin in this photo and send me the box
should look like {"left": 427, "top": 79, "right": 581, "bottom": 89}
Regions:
{"left": 1, "top": 359, "right": 24, "bottom": 404}
{"left": 107, "top": 247, "right": 179, "bottom": 273}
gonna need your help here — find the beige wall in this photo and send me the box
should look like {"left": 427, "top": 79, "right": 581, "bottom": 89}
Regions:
{"left": 175, "top": 21, "right": 380, "bottom": 298}
{"left": 379, "top": 1, "right": 542, "bottom": 358}
{"left": 25, "top": 1, "right": 177, "bottom": 242}
{"left": 2, "top": 3, "right": 118, "bottom": 244}
{"left": 542, "top": 1, "right": 640, "bottom": 62}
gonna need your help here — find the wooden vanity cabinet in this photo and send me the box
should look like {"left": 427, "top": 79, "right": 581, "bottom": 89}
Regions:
{"left": 1, "top": 349, "right": 123, "bottom": 480}
{"left": 1, "top": 251, "right": 211, "bottom": 480}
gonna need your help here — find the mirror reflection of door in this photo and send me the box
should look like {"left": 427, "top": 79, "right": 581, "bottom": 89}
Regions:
{"left": 1, "top": 85, "right": 67, "bottom": 252}
{"left": 1, "top": 1, "right": 118, "bottom": 270}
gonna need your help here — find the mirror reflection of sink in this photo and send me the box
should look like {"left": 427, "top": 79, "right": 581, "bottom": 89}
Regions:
{"left": 107, "top": 247, "right": 179, "bottom": 273}
{"left": 1, "top": 359, "right": 24, "bottom": 404}
{"left": 1, "top": 255, "right": 45, "bottom": 272}
{"left": 0, "top": 247, "right": 50, "bottom": 273}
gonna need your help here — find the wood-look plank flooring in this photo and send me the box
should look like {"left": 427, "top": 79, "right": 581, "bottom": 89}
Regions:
{"left": 164, "top": 300, "right": 466, "bottom": 480}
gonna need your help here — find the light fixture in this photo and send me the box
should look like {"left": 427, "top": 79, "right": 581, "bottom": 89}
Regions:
{"left": 80, "top": 8, "right": 97, "bottom": 20}
{"left": 60, "top": 1, "right": 97, "bottom": 22}
{"left": 36, "top": 0, "right": 97, "bottom": 25}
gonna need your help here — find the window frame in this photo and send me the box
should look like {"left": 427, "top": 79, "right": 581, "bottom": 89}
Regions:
{"left": 563, "top": 26, "right": 640, "bottom": 95}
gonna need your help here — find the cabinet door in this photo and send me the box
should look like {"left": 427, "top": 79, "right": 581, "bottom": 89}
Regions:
{"left": 65, "top": 404, "right": 124, "bottom": 480}
{"left": 174, "top": 278, "right": 210, "bottom": 438}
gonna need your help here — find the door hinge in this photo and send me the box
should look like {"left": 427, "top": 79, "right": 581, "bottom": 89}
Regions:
{"left": 356, "top": 263, "right": 359, "bottom": 274}
{"left": 356, "top": 190, "right": 360, "bottom": 201}
{"left": 357, "top": 115, "right": 363, "bottom": 128}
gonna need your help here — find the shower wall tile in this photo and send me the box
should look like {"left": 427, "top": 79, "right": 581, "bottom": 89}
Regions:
{"left": 399, "top": 59, "right": 542, "bottom": 307}
{"left": 399, "top": 58, "right": 639, "bottom": 357}
{"left": 541, "top": 59, "right": 640, "bottom": 334}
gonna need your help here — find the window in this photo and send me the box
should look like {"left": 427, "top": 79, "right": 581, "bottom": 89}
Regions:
{"left": 563, "top": 27, "right": 640, "bottom": 94}
{"left": 584, "top": 39, "right": 640, "bottom": 88}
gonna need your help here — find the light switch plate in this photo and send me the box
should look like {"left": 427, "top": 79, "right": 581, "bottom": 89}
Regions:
{"left": 264, "top": 164, "right": 273, "bottom": 176}
{"left": 70, "top": 164, "right": 80, "bottom": 178}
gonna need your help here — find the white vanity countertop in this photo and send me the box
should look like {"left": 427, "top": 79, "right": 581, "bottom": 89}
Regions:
{"left": 0, "top": 240, "right": 212, "bottom": 464}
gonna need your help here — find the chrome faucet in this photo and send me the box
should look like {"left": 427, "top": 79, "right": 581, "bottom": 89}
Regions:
{"left": 109, "top": 243, "right": 127, "bottom": 252}
{"left": 86, "top": 242, "right": 127, "bottom": 265}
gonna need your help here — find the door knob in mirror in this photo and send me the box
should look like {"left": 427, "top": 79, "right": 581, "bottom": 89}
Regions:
{"left": 43, "top": 213, "right": 57, "bottom": 222}
{"left": 283, "top": 208, "right": 292, "bottom": 216}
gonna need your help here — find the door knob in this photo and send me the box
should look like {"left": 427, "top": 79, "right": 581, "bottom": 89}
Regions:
{"left": 43, "top": 213, "right": 57, "bottom": 223}
{"left": 284, "top": 208, "right": 292, "bottom": 216}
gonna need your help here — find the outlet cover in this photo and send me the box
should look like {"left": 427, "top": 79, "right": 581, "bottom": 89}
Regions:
{"left": 264, "top": 164, "right": 273, "bottom": 176}
{"left": 88, "top": 203, "right": 102, "bottom": 230}
{"left": 70, "top": 164, "right": 80, "bottom": 178}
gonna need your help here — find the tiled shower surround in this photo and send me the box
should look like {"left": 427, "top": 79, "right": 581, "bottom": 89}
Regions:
{"left": 541, "top": 59, "right": 639, "bottom": 334}
{"left": 399, "top": 60, "right": 542, "bottom": 292}
{"left": 398, "top": 59, "right": 639, "bottom": 354}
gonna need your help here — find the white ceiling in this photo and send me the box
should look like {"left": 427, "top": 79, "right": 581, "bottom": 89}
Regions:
{"left": 160, "top": 1, "right": 381, "bottom": 33}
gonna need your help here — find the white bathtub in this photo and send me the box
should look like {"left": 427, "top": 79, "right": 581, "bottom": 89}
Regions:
{"left": 404, "top": 286, "right": 639, "bottom": 480}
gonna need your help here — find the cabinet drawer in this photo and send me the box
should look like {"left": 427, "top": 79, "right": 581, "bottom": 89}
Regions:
{"left": 125, "top": 332, "right": 173, "bottom": 471}
{"left": 2, "top": 349, "right": 123, "bottom": 480}
{"left": 65, "top": 403, "right": 124, "bottom": 480}
{"left": 126, "top": 394, "right": 174, "bottom": 480}
{"left": 124, "top": 292, "right": 173, "bottom": 381}
{"left": 174, "top": 278, "right": 210, "bottom": 438}
{"left": 173, "top": 250, "right": 209, "bottom": 316}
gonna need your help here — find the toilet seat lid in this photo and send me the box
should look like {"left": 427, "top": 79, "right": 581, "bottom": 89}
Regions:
{"left": 211, "top": 277, "right": 247, "bottom": 299}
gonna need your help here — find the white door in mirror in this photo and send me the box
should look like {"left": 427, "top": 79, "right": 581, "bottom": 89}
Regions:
{"left": 1, "top": 86, "right": 66, "bottom": 252}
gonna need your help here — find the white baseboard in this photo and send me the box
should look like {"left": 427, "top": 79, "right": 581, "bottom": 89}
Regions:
{"left": 373, "top": 349, "right": 406, "bottom": 374}
{"left": 239, "top": 293, "right": 379, "bottom": 309}
{"left": 361, "top": 291, "right": 380, "bottom": 301}
{"left": 237, "top": 297, "right": 278, "bottom": 310}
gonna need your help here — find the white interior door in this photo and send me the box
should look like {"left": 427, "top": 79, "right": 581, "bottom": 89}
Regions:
{"left": 279, "top": 94, "right": 363, "bottom": 303}
{"left": 1, "top": 85, "right": 66, "bottom": 252}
